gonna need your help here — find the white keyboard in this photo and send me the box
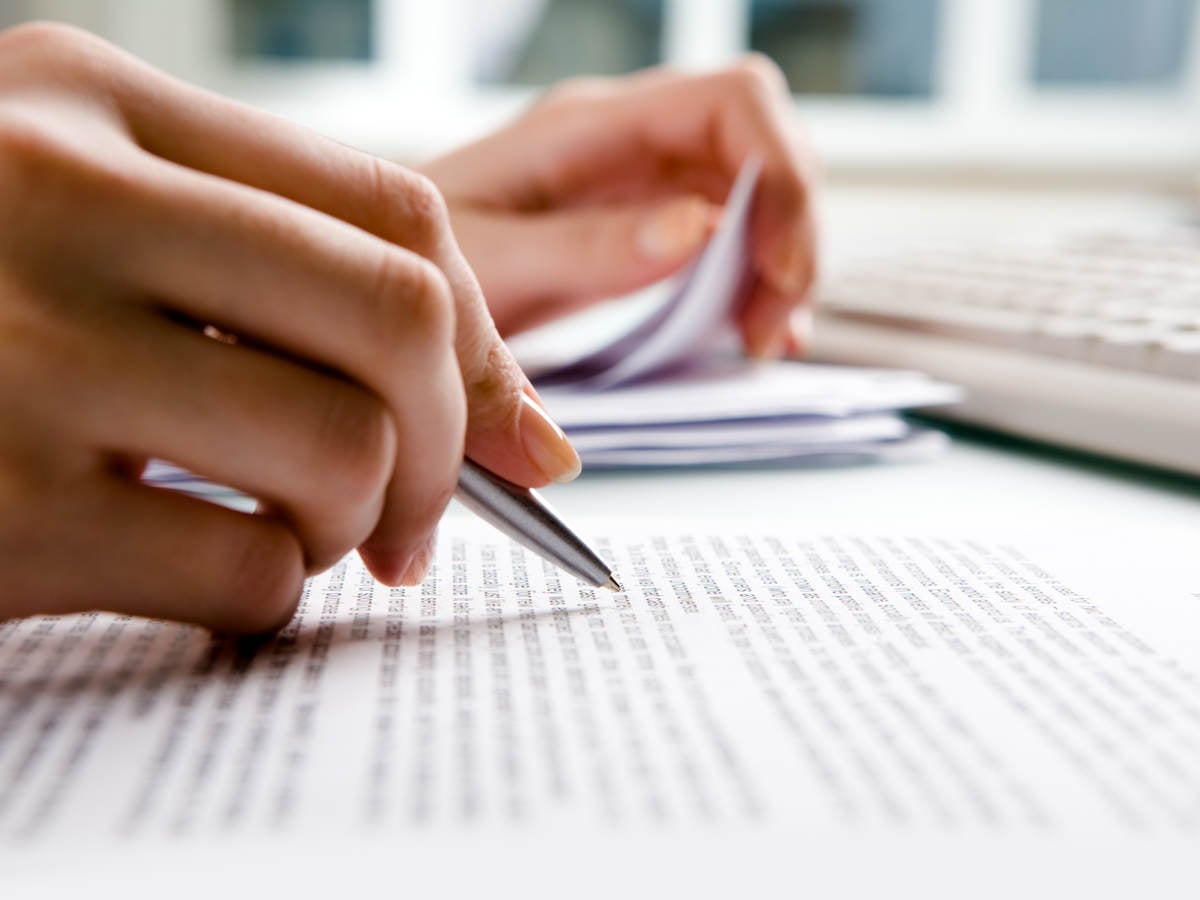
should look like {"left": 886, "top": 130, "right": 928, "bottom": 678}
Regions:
{"left": 812, "top": 229, "right": 1200, "bottom": 477}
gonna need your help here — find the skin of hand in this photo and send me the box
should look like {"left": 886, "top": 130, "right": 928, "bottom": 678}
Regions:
{"left": 0, "top": 23, "right": 581, "bottom": 634}
{"left": 421, "top": 56, "right": 818, "bottom": 357}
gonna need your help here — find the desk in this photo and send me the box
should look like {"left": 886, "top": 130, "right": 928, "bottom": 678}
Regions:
{"left": 537, "top": 428, "right": 1200, "bottom": 538}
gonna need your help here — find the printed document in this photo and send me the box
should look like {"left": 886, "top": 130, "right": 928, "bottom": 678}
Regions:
{"left": 3, "top": 520, "right": 1197, "bottom": 898}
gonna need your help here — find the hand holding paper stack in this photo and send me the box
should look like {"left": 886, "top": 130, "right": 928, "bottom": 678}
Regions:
{"left": 515, "top": 160, "right": 960, "bottom": 468}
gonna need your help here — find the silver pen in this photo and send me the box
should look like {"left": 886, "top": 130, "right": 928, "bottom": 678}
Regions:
{"left": 455, "top": 459, "right": 621, "bottom": 592}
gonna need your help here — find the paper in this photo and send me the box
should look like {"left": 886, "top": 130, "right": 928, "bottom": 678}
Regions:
{"left": 535, "top": 159, "right": 759, "bottom": 389}
{"left": 567, "top": 412, "right": 909, "bottom": 452}
{"left": 519, "top": 160, "right": 961, "bottom": 467}
{"left": 572, "top": 429, "right": 948, "bottom": 467}
{"left": 541, "top": 362, "right": 960, "bottom": 430}
{"left": 3, "top": 521, "right": 1197, "bottom": 849}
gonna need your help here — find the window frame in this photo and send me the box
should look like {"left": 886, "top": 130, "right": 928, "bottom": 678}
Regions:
{"left": 58, "top": 0, "right": 1200, "bottom": 172}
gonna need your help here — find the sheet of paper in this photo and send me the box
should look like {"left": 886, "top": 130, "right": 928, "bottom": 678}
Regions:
{"left": 539, "top": 361, "right": 961, "bottom": 429}
{"left": 536, "top": 158, "right": 759, "bottom": 389}
{"left": 567, "top": 412, "right": 907, "bottom": 451}
{"left": 571, "top": 427, "right": 947, "bottom": 467}
{"left": 3, "top": 520, "right": 1197, "bottom": 898}
{"left": 535, "top": 359, "right": 959, "bottom": 467}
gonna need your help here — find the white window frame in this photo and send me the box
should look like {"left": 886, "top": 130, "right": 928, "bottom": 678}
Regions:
{"left": 25, "top": 0, "right": 1200, "bottom": 173}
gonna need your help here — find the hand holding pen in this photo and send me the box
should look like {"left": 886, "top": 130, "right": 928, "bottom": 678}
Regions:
{"left": 0, "top": 25, "right": 812, "bottom": 633}
{"left": 0, "top": 24, "right": 584, "bottom": 633}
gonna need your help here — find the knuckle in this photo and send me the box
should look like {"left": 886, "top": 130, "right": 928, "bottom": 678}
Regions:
{"left": 378, "top": 167, "right": 451, "bottom": 248}
{"left": 537, "top": 76, "right": 605, "bottom": 108}
{"left": 731, "top": 53, "right": 790, "bottom": 101}
{"left": 641, "top": 62, "right": 679, "bottom": 81}
{"left": 0, "top": 20, "right": 93, "bottom": 57}
{"left": 0, "top": 111, "right": 128, "bottom": 234}
{"left": 462, "top": 337, "right": 523, "bottom": 435}
{"left": 403, "top": 256, "right": 456, "bottom": 338}
{"left": 311, "top": 382, "right": 396, "bottom": 512}
{"left": 0, "top": 22, "right": 119, "bottom": 90}
{"left": 368, "top": 250, "right": 455, "bottom": 357}
{"left": 401, "top": 171, "right": 449, "bottom": 223}
{"left": 531, "top": 77, "right": 613, "bottom": 130}
{"left": 222, "top": 525, "right": 305, "bottom": 634}
{"left": 0, "top": 113, "right": 72, "bottom": 183}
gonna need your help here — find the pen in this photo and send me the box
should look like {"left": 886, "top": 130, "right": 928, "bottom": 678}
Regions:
{"left": 454, "top": 459, "right": 621, "bottom": 592}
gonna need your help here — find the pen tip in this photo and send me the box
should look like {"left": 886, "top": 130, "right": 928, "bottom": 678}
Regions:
{"left": 603, "top": 576, "right": 622, "bottom": 593}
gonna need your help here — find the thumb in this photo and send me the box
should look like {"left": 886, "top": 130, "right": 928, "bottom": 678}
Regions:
{"left": 433, "top": 242, "right": 582, "bottom": 490}
{"left": 450, "top": 198, "right": 719, "bottom": 485}
{"left": 451, "top": 198, "right": 719, "bottom": 485}
{"left": 358, "top": 191, "right": 580, "bottom": 586}
{"left": 457, "top": 194, "right": 720, "bottom": 330}
{"left": 460, "top": 318, "right": 582, "bottom": 490}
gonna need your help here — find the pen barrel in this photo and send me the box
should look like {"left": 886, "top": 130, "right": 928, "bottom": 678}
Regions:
{"left": 454, "top": 460, "right": 613, "bottom": 589}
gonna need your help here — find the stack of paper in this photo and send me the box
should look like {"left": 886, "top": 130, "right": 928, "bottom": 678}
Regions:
{"left": 518, "top": 161, "right": 960, "bottom": 468}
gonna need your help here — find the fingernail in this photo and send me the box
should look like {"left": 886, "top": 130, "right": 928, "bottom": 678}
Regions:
{"left": 637, "top": 198, "right": 712, "bottom": 262}
{"left": 399, "top": 531, "right": 437, "bottom": 587}
{"left": 523, "top": 382, "right": 546, "bottom": 408}
{"left": 771, "top": 236, "right": 809, "bottom": 295}
{"left": 747, "top": 325, "right": 789, "bottom": 361}
{"left": 789, "top": 307, "right": 814, "bottom": 353}
{"left": 519, "top": 393, "right": 581, "bottom": 483}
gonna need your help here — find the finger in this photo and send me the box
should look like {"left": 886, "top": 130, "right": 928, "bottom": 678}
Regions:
{"left": 779, "top": 305, "right": 814, "bottom": 358}
{"left": 25, "top": 474, "right": 305, "bottom": 634}
{"left": 453, "top": 195, "right": 719, "bottom": 334}
{"left": 63, "top": 308, "right": 397, "bottom": 574}
{"left": 742, "top": 199, "right": 818, "bottom": 359}
{"left": 110, "top": 61, "right": 580, "bottom": 491}
{"left": 622, "top": 60, "right": 818, "bottom": 357}
{"left": 88, "top": 155, "right": 467, "bottom": 583}
{"left": 479, "top": 59, "right": 817, "bottom": 356}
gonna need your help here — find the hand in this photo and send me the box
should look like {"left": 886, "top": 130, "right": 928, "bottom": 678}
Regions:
{"left": 422, "top": 57, "right": 817, "bottom": 357}
{"left": 0, "top": 24, "right": 579, "bottom": 633}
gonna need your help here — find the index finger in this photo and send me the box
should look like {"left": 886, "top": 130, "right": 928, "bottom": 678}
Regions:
{"left": 89, "top": 32, "right": 578, "bottom": 491}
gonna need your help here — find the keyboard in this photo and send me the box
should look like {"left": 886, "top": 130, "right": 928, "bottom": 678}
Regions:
{"left": 811, "top": 228, "right": 1200, "bottom": 477}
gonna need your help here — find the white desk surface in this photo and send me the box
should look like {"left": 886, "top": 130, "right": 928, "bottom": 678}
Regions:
{"left": 517, "top": 431, "right": 1200, "bottom": 541}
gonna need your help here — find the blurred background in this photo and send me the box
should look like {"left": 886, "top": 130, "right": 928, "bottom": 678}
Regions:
{"left": 0, "top": 0, "right": 1195, "bottom": 184}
